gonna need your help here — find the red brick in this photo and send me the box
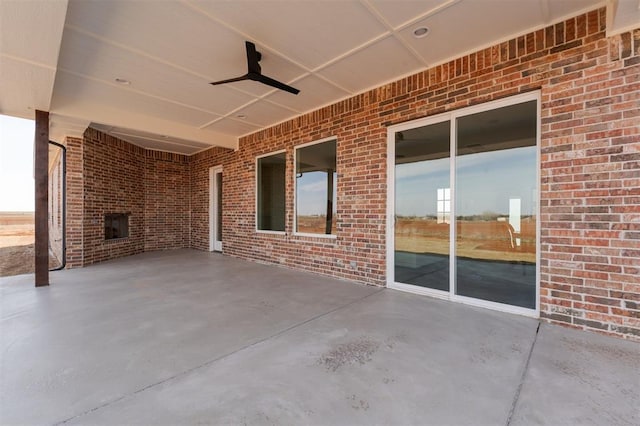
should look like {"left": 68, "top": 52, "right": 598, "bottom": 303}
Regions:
{"left": 59, "top": 8, "right": 640, "bottom": 341}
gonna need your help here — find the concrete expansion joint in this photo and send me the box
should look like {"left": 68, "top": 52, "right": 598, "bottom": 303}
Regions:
{"left": 505, "top": 321, "right": 541, "bottom": 426}
{"left": 54, "top": 287, "right": 385, "bottom": 425}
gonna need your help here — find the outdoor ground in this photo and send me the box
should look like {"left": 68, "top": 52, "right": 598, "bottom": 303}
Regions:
{"left": 0, "top": 212, "right": 59, "bottom": 276}
{"left": 1, "top": 250, "right": 637, "bottom": 425}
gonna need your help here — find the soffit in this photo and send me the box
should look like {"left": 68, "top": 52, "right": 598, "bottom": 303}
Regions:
{"left": 4, "top": 0, "right": 633, "bottom": 155}
{"left": 0, "top": 0, "right": 67, "bottom": 118}
{"left": 607, "top": 0, "right": 640, "bottom": 35}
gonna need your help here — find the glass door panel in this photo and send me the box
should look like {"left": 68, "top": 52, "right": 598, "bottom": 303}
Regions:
{"left": 394, "top": 121, "right": 450, "bottom": 291}
{"left": 455, "top": 101, "right": 537, "bottom": 308}
{"left": 216, "top": 171, "right": 222, "bottom": 247}
{"left": 210, "top": 167, "right": 223, "bottom": 252}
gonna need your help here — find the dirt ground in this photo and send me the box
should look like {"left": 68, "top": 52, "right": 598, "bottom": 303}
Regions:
{"left": 396, "top": 217, "right": 536, "bottom": 263}
{"left": 297, "top": 215, "right": 337, "bottom": 234}
{"left": 0, "top": 212, "right": 60, "bottom": 277}
{"left": 0, "top": 213, "right": 536, "bottom": 277}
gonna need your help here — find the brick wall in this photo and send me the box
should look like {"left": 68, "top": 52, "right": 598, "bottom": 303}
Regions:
{"left": 65, "top": 136, "right": 83, "bottom": 268}
{"left": 208, "top": 101, "right": 388, "bottom": 285}
{"left": 73, "top": 129, "right": 192, "bottom": 265}
{"left": 64, "top": 8, "right": 639, "bottom": 339}
{"left": 189, "top": 8, "right": 639, "bottom": 339}
{"left": 144, "top": 150, "right": 191, "bottom": 251}
{"left": 82, "top": 128, "right": 145, "bottom": 265}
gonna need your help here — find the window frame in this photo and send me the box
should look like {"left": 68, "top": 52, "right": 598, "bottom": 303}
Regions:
{"left": 255, "top": 149, "right": 287, "bottom": 235}
{"left": 293, "top": 136, "right": 338, "bottom": 239}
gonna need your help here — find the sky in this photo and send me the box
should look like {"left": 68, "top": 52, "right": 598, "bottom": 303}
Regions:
{"left": 296, "top": 171, "right": 338, "bottom": 216}
{"left": 0, "top": 114, "right": 35, "bottom": 212}
{"left": 396, "top": 146, "right": 537, "bottom": 217}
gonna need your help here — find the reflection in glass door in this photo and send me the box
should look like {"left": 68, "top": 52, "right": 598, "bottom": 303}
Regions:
{"left": 390, "top": 94, "right": 538, "bottom": 312}
{"left": 455, "top": 101, "right": 537, "bottom": 308}
{"left": 394, "top": 121, "right": 450, "bottom": 291}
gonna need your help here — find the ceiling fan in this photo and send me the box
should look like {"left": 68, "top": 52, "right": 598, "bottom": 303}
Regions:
{"left": 210, "top": 41, "right": 300, "bottom": 95}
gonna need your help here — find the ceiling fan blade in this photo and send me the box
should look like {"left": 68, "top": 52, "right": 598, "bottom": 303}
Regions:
{"left": 245, "top": 41, "right": 261, "bottom": 74}
{"left": 209, "top": 42, "right": 299, "bottom": 95}
{"left": 209, "top": 74, "right": 249, "bottom": 86}
{"left": 257, "top": 74, "right": 300, "bottom": 95}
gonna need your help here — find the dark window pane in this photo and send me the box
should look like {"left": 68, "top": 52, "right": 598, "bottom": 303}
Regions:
{"left": 257, "top": 153, "right": 286, "bottom": 231}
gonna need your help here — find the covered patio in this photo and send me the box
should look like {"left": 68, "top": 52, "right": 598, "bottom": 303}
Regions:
{"left": 1, "top": 250, "right": 637, "bottom": 425}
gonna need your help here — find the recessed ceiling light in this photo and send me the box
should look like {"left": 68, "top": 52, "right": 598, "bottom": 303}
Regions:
{"left": 236, "top": 114, "right": 246, "bottom": 119}
{"left": 413, "top": 27, "right": 429, "bottom": 38}
{"left": 115, "top": 78, "right": 131, "bottom": 85}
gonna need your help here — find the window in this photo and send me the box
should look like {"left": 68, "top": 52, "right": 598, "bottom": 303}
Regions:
{"left": 104, "top": 213, "right": 129, "bottom": 240}
{"left": 295, "top": 139, "right": 337, "bottom": 235}
{"left": 257, "top": 152, "right": 286, "bottom": 232}
{"left": 437, "top": 188, "right": 450, "bottom": 224}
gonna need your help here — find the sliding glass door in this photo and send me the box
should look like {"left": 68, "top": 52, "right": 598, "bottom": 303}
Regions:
{"left": 389, "top": 93, "right": 538, "bottom": 313}
{"left": 394, "top": 120, "right": 450, "bottom": 291}
{"left": 455, "top": 101, "right": 537, "bottom": 309}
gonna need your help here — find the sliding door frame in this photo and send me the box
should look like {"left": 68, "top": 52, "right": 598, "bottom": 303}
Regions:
{"left": 386, "top": 91, "right": 541, "bottom": 318}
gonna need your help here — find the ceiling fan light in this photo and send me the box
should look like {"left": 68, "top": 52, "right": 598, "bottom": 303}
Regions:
{"left": 413, "top": 27, "right": 429, "bottom": 38}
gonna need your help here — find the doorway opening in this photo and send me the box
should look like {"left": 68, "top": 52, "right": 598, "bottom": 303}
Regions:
{"left": 209, "top": 166, "right": 223, "bottom": 252}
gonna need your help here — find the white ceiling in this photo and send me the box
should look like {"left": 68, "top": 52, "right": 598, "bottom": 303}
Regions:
{"left": 1, "top": 0, "right": 638, "bottom": 155}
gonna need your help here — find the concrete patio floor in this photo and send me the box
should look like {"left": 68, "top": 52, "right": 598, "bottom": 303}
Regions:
{"left": 1, "top": 249, "right": 638, "bottom": 425}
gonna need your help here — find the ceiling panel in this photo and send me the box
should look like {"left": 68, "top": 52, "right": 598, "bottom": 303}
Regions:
{"left": 64, "top": 0, "right": 251, "bottom": 81}
{"left": 318, "top": 36, "right": 423, "bottom": 94}
{"left": 397, "top": 0, "right": 545, "bottom": 65}
{"left": 91, "top": 123, "right": 213, "bottom": 155}
{"left": 190, "top": 0, "right": 389, "bottom": 70}
{"left": 606, "top": 0, "right": 640, "bottom": 35}
{"left": 0, "top": 0, "right": 68, "bottom": 66}
{"left": 52, "top": 71, "right": 219, "bottom": 127}
{"left": 57, "top": 27, "right": 258, "bottom": 115}
{"left": 548, "top": 0, "right": 603, "bottom": 22}
{"left": 0, "top": 56, "right": 56, "bottom": 118}
{"left": 2, "top": 0, "right": 622, "bottom": 150}
{"left": 231, "top": 100, "right": 299, "bottom": 127}
{"left": 109, "top": 127, "right": 211, "bottom": 149}
{"left": 203, "top": 118, "right": 263, "bottom": 136}
{"left": 265, "top": 74, "right": 351, "bottom": 114}
{"left": 50, "top": 114, "right": 88, "bottom": 133}
{"left": 49, "top": 113, "right": 89, "bottom": 143}
{"left": 112, "top": 136, "right": 203, "bottom": 155}
{"left": 368, "top": 0, "right": 453, "bottom": 29}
